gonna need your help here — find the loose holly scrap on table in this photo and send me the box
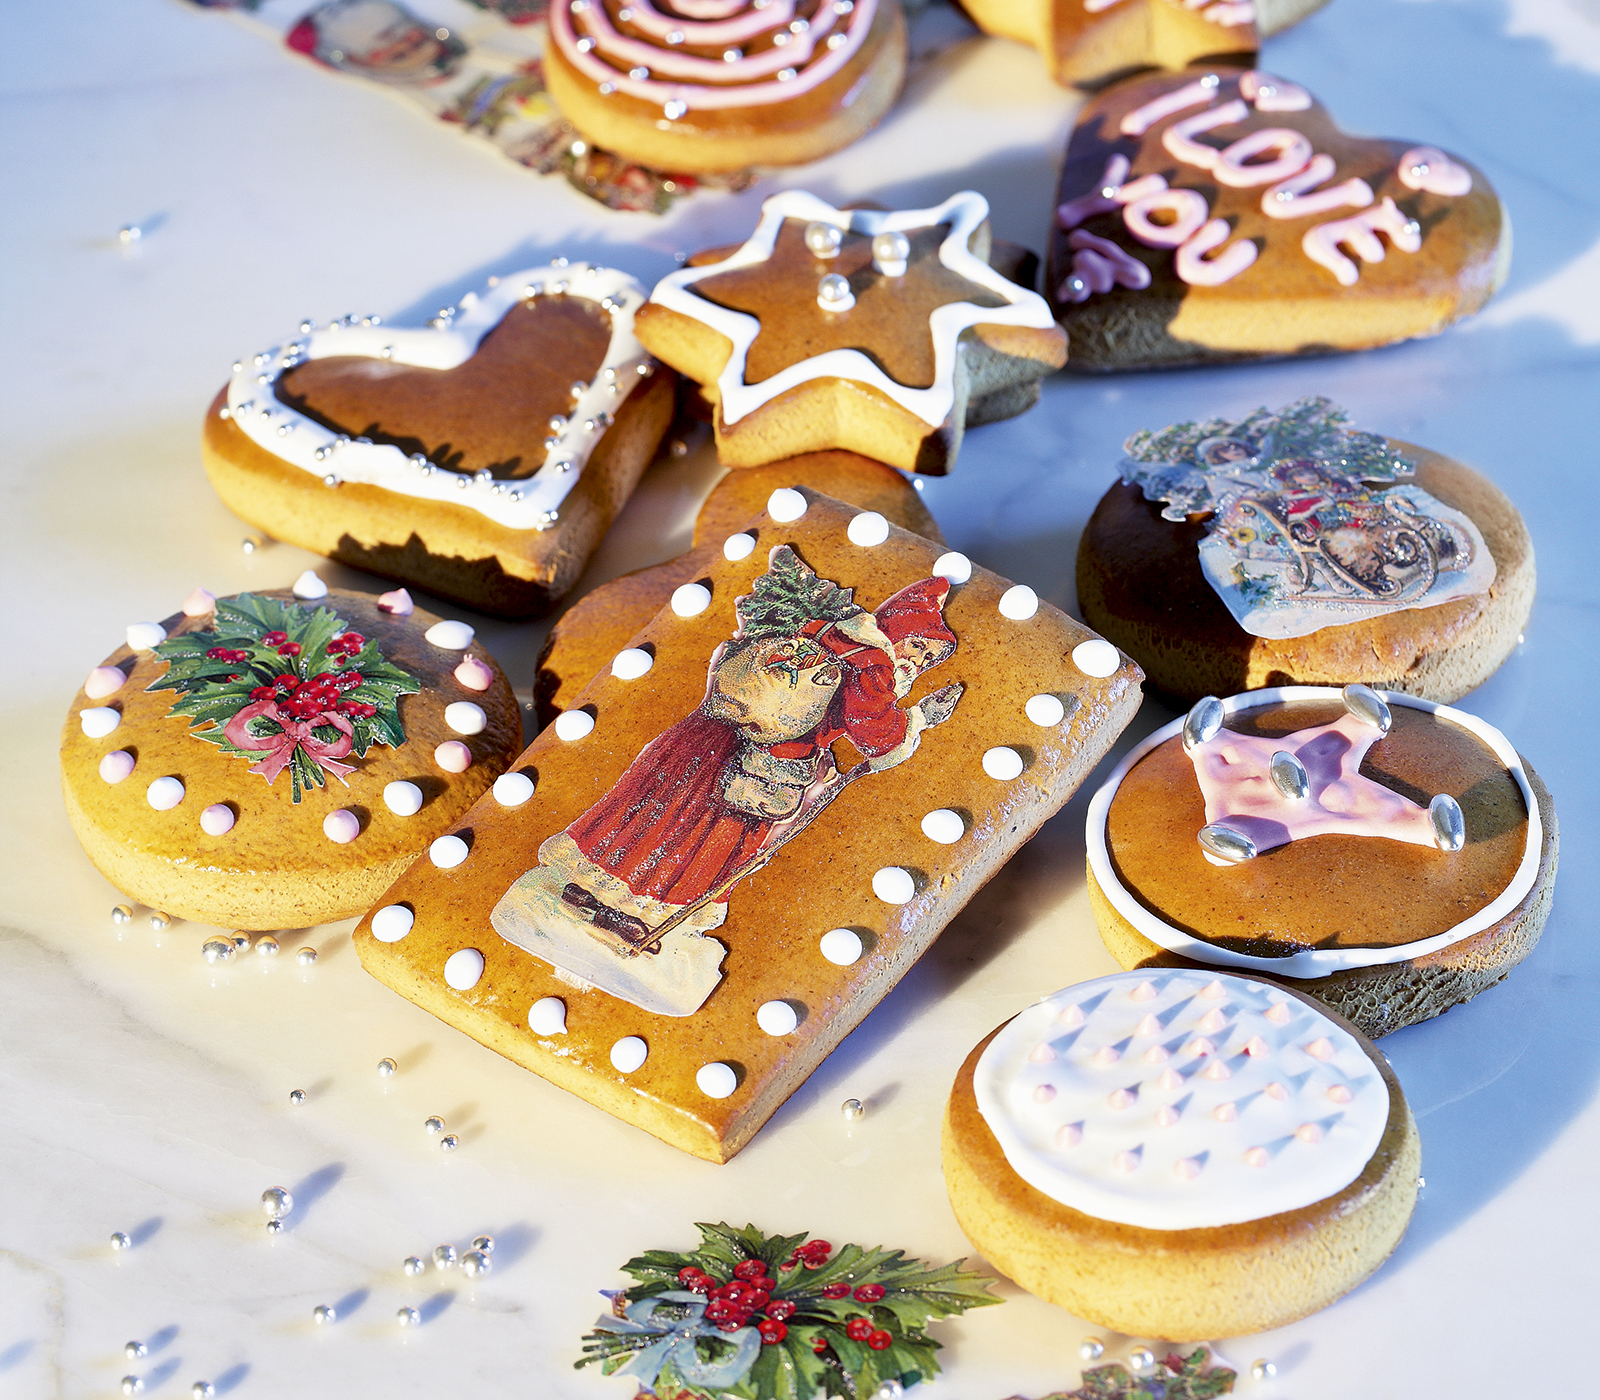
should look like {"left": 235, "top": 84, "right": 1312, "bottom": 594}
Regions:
{"left": 576, "top": 1223, "right": 1000, "bottom": 1400}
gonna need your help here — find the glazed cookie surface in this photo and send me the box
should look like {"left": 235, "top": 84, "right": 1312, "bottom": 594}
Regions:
{"left": 1086, "top": 687, "right": 1558, "bottom": 1036}
{"left": 636, "top": 190, "right": 1068, "bottom": 475}
{"left": 61, "top": 583, "right": 522, "bottom": 929}
{"left": 356, "top": 489, "right": 1142, "bottom": 1162}
{"left": 1076, "top": 398, "right": 1535, "bottom": 702}
{"left": 1048, "top": 67, "right": 1507, "bottom": 369}
{"left": 944, "top": 969, "right": 1419, "bottom": 1340}
{"left": 203, "top": 262, "right": 675, "bottom": 617}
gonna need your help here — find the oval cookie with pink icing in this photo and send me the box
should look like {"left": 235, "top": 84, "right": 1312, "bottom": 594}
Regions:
{"left": 1047, "top": 67, "right": 1508, "bottom": 369}
{"left": 60, "top": 584, "right": 523, "bottom": 930}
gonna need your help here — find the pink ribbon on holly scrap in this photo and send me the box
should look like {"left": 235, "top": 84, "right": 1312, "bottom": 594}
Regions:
{"left": 222, "top": 699, "right": 357, "bottom": 785}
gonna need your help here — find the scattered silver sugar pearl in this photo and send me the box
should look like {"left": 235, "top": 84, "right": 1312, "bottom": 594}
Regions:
{"left": 433, "top": 1244, "right": 457, "bottom": 1270}
{"left": 460, "top": 1249, "right": 492, "bottom": 1278}
{"left": 241, "top": 533, "right": 264, "bottom": 554}
{"left": 313, "top": 1304, "right": 336, "bottom": 1325}
{"left": 1418, "top": 1175, "right": 1427, "bottom": 1188}
{"left": 111, "top": 904, "right": 133, "bottom": 925}
{"left": 201, "top": 937, "right": 234, "bottom": 965}
{"left": 472, "top": 1234, "right": 495, "bottom": 1255}
{"left": 1079, "top": 1337, "right": 1104, "bottom": 1362}
{"left": 149, "top": 911, "right": 172, "bottom": 932}
{"left": 121, "top": 1378, "right": 143, "bottom": 1396}
{"left": 1251, "top": 1359, "right": 1276, "bottom": 1381}
{"left": 117, "top": 224, "right": 142, "bottom": 244}
{"left": 875, "top": 1381, "right": 904, "bottom": 1400}
{"left": 424, "top": 1116, "right": 445, "bottom": 1135}
{"left": 403, "top": 1256, "right": 426, "bottom": 1277}
{"left": 1129, "top": 1347, "right": 1155, "bottom": 1372}
{"left": 265, "top": 1218, "right": 283, "bottom": 1235}
{"left": 669, "top": 438, "right": 688, "bottom": 457}
{"left": 439, "top": 1134, "right": 460, "bottom": 1153}
{"left": 397, "top": 1306, "right": 420, "bottom": 1328}
{"left": 296, "top": 946, "right": 318, "bottom": 966}
{"left": 377, "top": 1057, "right": 398, "bottom": 1078}
{"left": 260, "top": 1186, "right": 293, "bottom": 1220}
{"left": 231, "top": 933, "right": 251, "bottom": 951}
{"left": 125, "top": 1341, "right": 147, "bottom": 1360}
{"left": 192, "top": 1383, "right": 214, "bottom": 1400}
{"left": 256, "top": 935, "right": 280, "bottom": 957}
{"left": 841, "top": 1098, "right": 864, "bottom": 1121}
{"left": 110, "top": 1231, "right": 132, "bottom": 1251}
{"left": 288, "top": 1088, "right": 306, "bottom": 1106}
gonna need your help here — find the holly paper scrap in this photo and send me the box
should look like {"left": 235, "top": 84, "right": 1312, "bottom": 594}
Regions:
{"left": 577, "top": 1222, "right": 1000, "bottom": 1399}
{"left": 1015, "top": 1348, "right": 1237, "bottom": 1400}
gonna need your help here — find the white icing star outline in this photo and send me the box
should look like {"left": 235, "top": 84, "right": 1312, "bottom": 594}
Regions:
{"left": 648, "top": 190, "right": 1059, "bottom": 430}
{"left": 1085, "top": 687, "right": 1543, "bottom": 979}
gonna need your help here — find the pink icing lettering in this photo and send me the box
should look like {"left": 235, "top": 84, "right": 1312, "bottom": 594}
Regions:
{"left": 1398, "top": 145, "right": 1473, "bottom": 197}
{"left": 1124, "top": 188, "right": 1209, "bottom": 248}
{"left": 1302, "top": 197, "right": 1421, "bottom": 286}
{"left": 1214, "top": 127, "right": 1314, "bottom": 188}
{"left": 1175, "top": 217, "right": 1258, "bottom": 285}
{"left": 1200, "top": 1, "right": 1255, "bottom": 26}
{"left": 1120, "top": 78, "right": 1217, "bottom": 137}
{"left": 1161, "top": 99, "right": 1250, "bottom": 170}
{"left": 1261, "top": 153, "right": 1374, "bottom": 220}
{"left": 1240, "top": 69, "right": 1312, "bottom": 112}
{"left": 1059, "top": 230, "right": 1151, "bottom": 301}
{"left": 1055, "top": 155, "right": 1130, "bottom": 230}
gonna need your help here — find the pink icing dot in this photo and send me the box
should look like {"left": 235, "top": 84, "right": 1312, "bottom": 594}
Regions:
{"left": 1157, "top": 1067, "right": 1184, "bottom": 1091}
{"left": 1055, "top": 1123, "right": 1082, "bottom": 1150}
{"left": 1032, "top": 1083, "right": 1056, "bottom": 1103}
{"left": 1134, "top": 1014, "right": 1161, "bottom": 1037}
{"left": 1245, "top": 1146, "right": 1269, "bottom": 1168}
{"left": 1129, "top": 980, "right": 1157, "bottom": 1001}
{"left": 200, "top": 803, "right": 235, "bottom": 836}
{"left": 1200, "top": 979, "right": 1226, "bottom": 999}
{"left": 323, "top": 809, "right": 361, "bottom": 844}
{"left": 1186, "top": 1037, "right": 1215, "bottom": 1057}
{"left": 1107, "top": 1087, "right": 1136, "bottom": 1109}
{"left": 1197, "top": 1007, "right": 1228, "bottom": 1033}
{"left": 1112, "top": 1149, "right": 1141, "bottom": 1173}
{"left": 1265, "top": 1002, "right": 1292, "bottom": 1024}
{"left": 1305, "top": 1037, "right": 1335, "bottom": 1061}
{"left": 1144, "top": 1044, "right": 1171, "bottom": 1065}
{"left": 182, "top": 587, "right": 217, "bottom": 616}
{"left": 1202, "top": 1059, "right": 1232, "bottom": 1081}
{"left": 1155, "top": 1104, "right": 1180, "bottom": 1127}
{"left": 99, "top": 750, "right": 135, "bottom": 784}
{"left": 1172, "top": 1156, "right": 1202, "bottom": 1179}
{"left": 1243, "top": 1035, "right": 1271, "bottom": 1057}
{"left": 85, "top": 666, "right": 127, "bottom": 699}
{"left": 1090, "top": 1045, "right": 1120, "bottom": 1067}
{"left": 1213, "top": 1102, "right": 1237, "bottom": 1122}
{"left": 435, "top": 741, "right": 473, "bottom": 773}
{"left": 454, "top": 657, "right": 495, "bottom": 692}
{"left": 1265, "top": 1081, "right": 1288, "bottom": 1101}
{"left": 1326, "top": 1084, "right": 1353, "bottom": 1103}
{"left": 1057, "top": 1003, "right": 1085, "bottom": 1027}
{"left": 1296, "top": 1122, "right": 1324, "bottom": 1144}
{"left": 378, "top": 588, "right": 415, "bottom": 616}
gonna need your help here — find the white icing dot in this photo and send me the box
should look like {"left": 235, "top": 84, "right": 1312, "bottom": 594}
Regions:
{"left": 723, "top": 532, "right": 757, "bottom": 561}
{"left": 767, "top": 488, "right": 808, "bottom": 522}
{"left": 98, "top": 750, "right": 135, "bottom": 783}
{"left": 323, "top": 809, "right": 361, "bottom": 844}
{"left": 671, "top": 582, "right": 712, "bottom": 617}
{"left": 1072, "top": 638, "right": 1121, "bottom": 678}
{"left": 384, "top": 781, "right": 423, "bottom": 816}
{"left": 998, "top": 585, "right": 1039, "bottom": 620}
{"left": 493, "top": 771, "right": 535, "bottom": 806}
{"left": 434, "top": 740, "right": 473, "bottom": 773}
{"left": 146, "top": 776, "right": 185, "bottom": 810}
{"left": 443, "top": 947, "right": 485, "bottom": 991}
{"left": 126, "top": 621, "right": 167, "bottom": 650}
{"left": 756, "top": 1000, "right": 799, "bottom": 1036}
{"left": 611, "top": 648, "right": 653, "bottom": 680}
{"left": 200, "top": 803, "right": 235, "bottom": 836}
{"left": 982, "top": 747, "right": 1024, "bottom": 780}
{"left": 80, "top": 707, "right": 121, "bottom": 738}
{"left": 872, "top": 866, "right": 915, "bottom": 904}
{"left": 610, "top": 1036, "right": 648, "bottom": 1073}
{"left": 932, "top": 551, "right": 972, "bottom": 585}
{"left": 85, "top": 666, "right": 127, "bottom": 699}
{"left": 292, "top": 570, "right": 328, "bottom": 600}
{"left": 554, "top": 709, "right": 595, "bottom": 741}
{"left": 697, "top": 1062, "right": 738, "bottom": 1099}
{"left": 371, "top": 904, "right": 415, "bottom": 943}
{"left": 1025, "top": 694, "right": 1066, "bottom": 727}
{"left": 920, "top": 808, "right": 964, "bottom": 844}
{"left": 529, "top": 996, "right": 567, "bottom": 1035}
{"left": 847, "top": 511, "right": 889, "bottom": 547}
{"left": 819, "top": 927, "right": 864, "bottom": 965}
{"left": 425, "top": 620, "right": 476, "bottom": 650}
{"left": 430, "top": 834, "right": 469, "bottom": 868}
{"left": 445, "top": 702, "right": 487, "bottom": 736}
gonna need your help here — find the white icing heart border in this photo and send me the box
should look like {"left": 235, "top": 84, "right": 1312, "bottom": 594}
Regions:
{"left": 223, "top": 262, "right": 655, "bottom": 532}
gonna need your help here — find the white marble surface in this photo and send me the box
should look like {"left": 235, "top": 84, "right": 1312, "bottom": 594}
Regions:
{"left": 3, "top": 0, "right": 1598, "bottom": 1395}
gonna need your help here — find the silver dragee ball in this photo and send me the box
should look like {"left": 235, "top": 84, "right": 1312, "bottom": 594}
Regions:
{"left": 256, "top": 934, "right": 280, "bottom": 956}
{"left": 111, "top": 905, "right": 133, "bottom": 925}
{"left": 201, "top": 938, "right": 234, "bottom": 965}
{"left": 377, "top": 1057, "right": 397, "bottom": 1078}
{"left": 260, "top": 1186, "right": 293, "bottom": 1219}
{"left": 460, "top": 1249, "right": 492, "bottom": 1278}
{"left": 397, "top": 1306, "right": 420, "bottom": 1328}
{"left": 472, "top": 1235, "right": 495, "bottom": 1254}
{"left": 439, "top": 1134, "right": 460, "bottom": 1153}
{"left": 840, "top": 1098, "right": 864, "bottom": 1121}
{"left": 192, "top": 1384, "right": 214, "bottom": 1399}
{"left": 804, "top": 220, "right": 842, "bottom": 257}
{"left": 296, "top": 946, "right": 318, "bottom": 966}
{"left": 433, "top": 1244, "right": 457, "bottom": 1270}
{"left": 1251, "top": 1359, "right": 1277, "bottom": 1381}
{"left": 125, "top": 1341, "right": 146, "bottom": 1360}
{"left": 120, "top": 1379, "right": 143, "bottom": 1396}
{"left": 424, "top": 1116, "right": 445, "bottom": 1135}
{"left": 1129, "top": 1348, "right": 1155, "bottom": 1373}
{"left": 288, "top": 1089, "right": 306, "bottom": 1105}
{"left": 110, "top": 1231, "right": 132, "bottom": 1251}
{"left": 313, "top": 1304, "right": 335, "bottom": 1325}
{"left": 149, "top": 911, "right": 172, "bottom": 931}
{"left": 403, "top": 1256, "right": 426, "bottom": 1276}
{"left": 1079, "top": 1338, "right": 1104, "bottom": 1362}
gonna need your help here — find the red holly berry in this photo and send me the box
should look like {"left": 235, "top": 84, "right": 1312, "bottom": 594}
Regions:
{"left": 250, "top": 686, "right": 276, "bottom": 701}
{"left": 716, "top": 1318, "right": 744, "bottom": 1333}
{"left": 812, "top": 1339, "right": 829, "bottom": 1355}
{"left": 340, "top": 701, "right": 376, "bottom": 718}
{"left": 733, "top": 1259, "right": 767, "bottom": 1280}
{"left": 766, "top": 1300, "right": 796, "bottom": 1321}
{"left": 678, "top": 1266, "right": 704, "bottom": 1284}
{"left": 803, "top": 1240, "right": 832, "bottom": 1258}
{"left": 746, "top": 1290, "right": 771, "bottom": 1312}
{"left": 758, "top": 1319, "right": 788, "bottom": 1344}
{"left": 338, "top": 670, "right": 363, "bottom": 690}
{"left": 781, "top": 1257, "right": 800, "bottom": 1271}
{"left": 853, "top": 1284, "right": 886, "bottom": 1302}
{"left": 868, "top": 1329, "right": 892, "bottom": 1351}
{"left": 205, "top": 647, "right": 248, "bottom": 663}
{"left": 262, "top": 631, "right": 286, "bottom": 645}
{"left": 822, "top": 1283, "right": 851, "bottom": 1299}
{"left": 685, "top": 1274, "right": 714, "bottom": 1295}
{"left": 276, "top": 642, "right": 302, "bottom": 657}
{"left": 225, "top": 674, "right": 242, "bottom": 682}
{"left": 845, "top": 1318, "right": 874, "bottom": 1342}
{"left": 275, "top": 675, "right": 297, "bottom": 690}
{"left": 751, "top": 1276, "right": 776, "bottom": 1294}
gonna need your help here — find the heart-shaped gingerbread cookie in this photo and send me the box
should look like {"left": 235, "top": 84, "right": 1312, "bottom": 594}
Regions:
{"left": 202, "top": 263, "right": 675, "bottom": 617}
{"left": 1047, "top": 68, "right": 1509, "bottom": 369}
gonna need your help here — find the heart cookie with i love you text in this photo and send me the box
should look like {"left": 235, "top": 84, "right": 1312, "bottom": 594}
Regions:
{"left": 1047, "top": 68, "right": 1509, "bottom": 369}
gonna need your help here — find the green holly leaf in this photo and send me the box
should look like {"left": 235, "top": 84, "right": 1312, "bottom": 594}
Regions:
{"left": 735, "top": 1324, "right": 835, "bottom": 1400}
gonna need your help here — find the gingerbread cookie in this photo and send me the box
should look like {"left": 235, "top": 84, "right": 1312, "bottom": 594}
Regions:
{"left": 61, "top": 579, "right": 522, "bottom": 929}
{"left": 202, "top": 261, "right": 675, "bottom": 617}
{"left": 545, "top": 0, "right": 909, "bottom": 174}
{"left": 1077, "top": 398, "right": 1534, "bottom": 702}
{"left": 1048, "top": 68, "right": 1508, "bottom": 369}
{"left": 355, "top": 489, "right": 1141, "bottom": 1161}
{"left": 961, "top": 0, "right": 1328, "bottom": 90}
{"left": 536, "top": 450, "right": 943, "bottom": 723}
{"left": 943, "top": 969, "right": 1419, "bottom": 1340}
{"left": 1086, "top": 687, "right": 1558, "bottom": 1037}
{"left": 635, "top": 191, "right": 1068, "bottom": 475}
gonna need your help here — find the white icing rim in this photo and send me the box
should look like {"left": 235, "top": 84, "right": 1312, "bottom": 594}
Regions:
{"left": 1086, "top": 687, "right": 1543, "bottom": 977}
{"left": 223, "top": 262, "right": 653, "bottom": 532}
{"left": 648, "top": 190, "right": 1058, "bottom": 429}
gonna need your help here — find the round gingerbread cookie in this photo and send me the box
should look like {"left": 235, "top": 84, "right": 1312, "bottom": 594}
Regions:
{"left": 1085, "top": 686, "right": 1558, "bottom": 1038}
{"left": 943, "top": 969, "right": 1420, "bottom": 1341}
{"left": 544, "top": 0, "right": 908, "bottom": 174}
{"left": 1076, "top": 398, "right": 1534, "bottom": 703}
{"left": 61, "top": 580, "right": 523, "bottom": 929}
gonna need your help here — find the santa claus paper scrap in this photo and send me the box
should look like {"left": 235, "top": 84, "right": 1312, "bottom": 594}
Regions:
{"left": 355, "top": 489, "right": 1143, "bottom": 1161}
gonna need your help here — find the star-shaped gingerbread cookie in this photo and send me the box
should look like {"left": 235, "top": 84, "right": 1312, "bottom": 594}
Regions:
{"left": 636, "top": 191, "right": 1068, "bottom": 475}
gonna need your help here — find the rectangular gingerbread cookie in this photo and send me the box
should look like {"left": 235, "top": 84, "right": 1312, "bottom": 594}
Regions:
{"left": 354, "top": 489, "right": 1143, "bottom": 1162}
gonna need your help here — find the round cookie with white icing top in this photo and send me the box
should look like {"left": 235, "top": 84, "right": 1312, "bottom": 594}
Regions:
{"left": 202, "top": 262, "right": 675, "bottom": 617}
{"left": 544, "top": 0, "right": 908, "bottom": 174}
{"left": 1048, "top": 67, "right": 1508, "bottom": 369}
{"left": 61, "top": 582, "right": 523, "bottom": 929}
{"left": 636, "top": 190, "right": 1068, "bottom": 475}
{"left": 1086, "top": 686, "right": 1558, "bottom": 1037}
{"left": 943, "top": 968, "right": 1420, "bottom": 1340}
